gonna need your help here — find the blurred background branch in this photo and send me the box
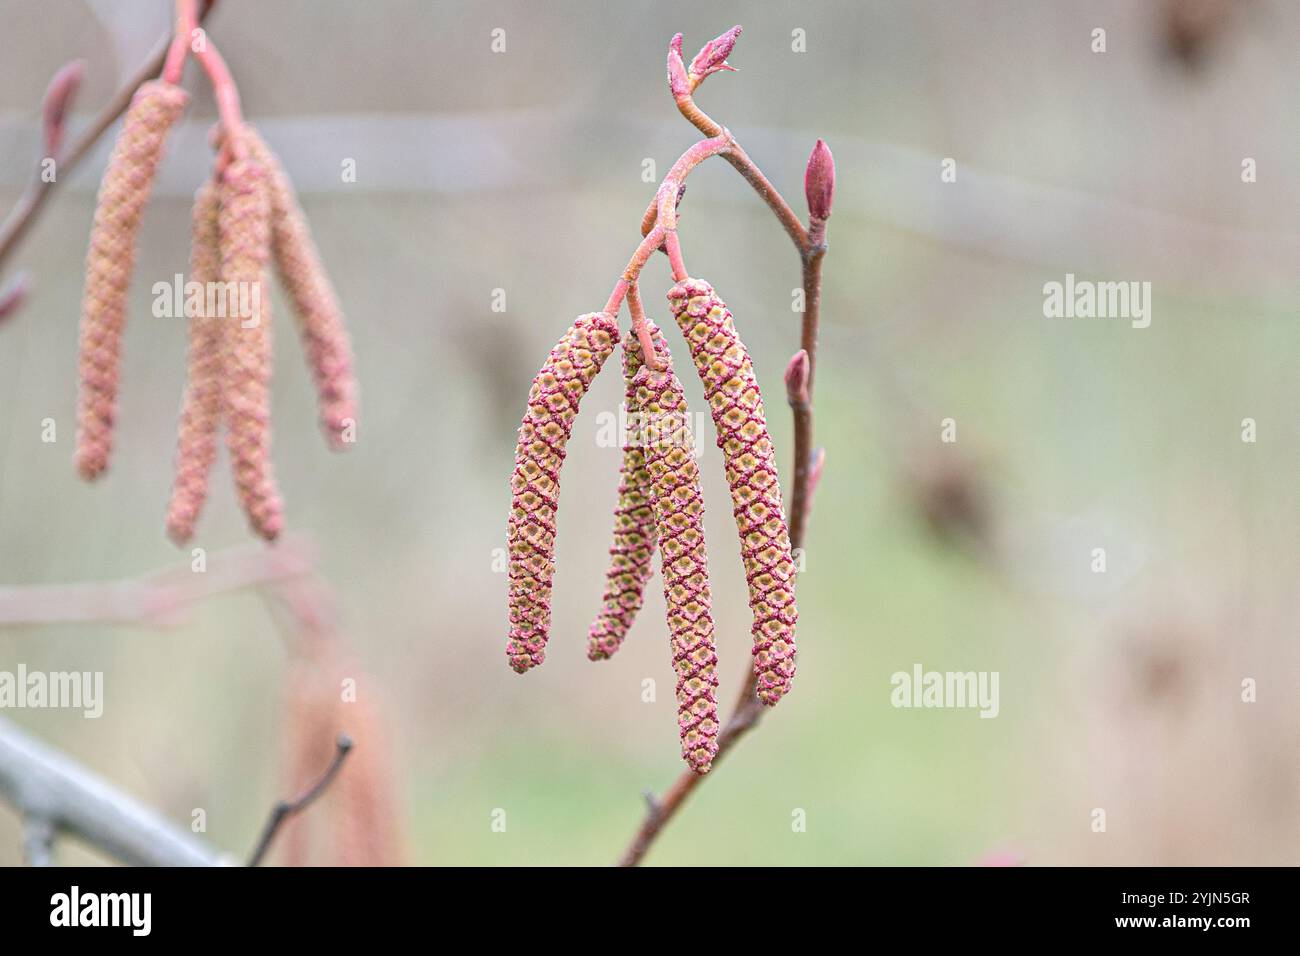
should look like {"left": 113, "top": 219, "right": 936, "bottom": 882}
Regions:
{"left": 0, "top": 538, "right": 368, "bottom": 866}
{"left": 0, "top": 0, "right": 215, "bottom": 291}
{"left": 0, "top": 713, "right": 227, "bottom": 866}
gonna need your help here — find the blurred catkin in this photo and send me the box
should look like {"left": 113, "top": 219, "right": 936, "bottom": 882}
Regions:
{"left": 506, "top": 313, "right": 619, "bottom": 673}
{"left": 75, "top": 80, "right": 188, "bottom": 480}
{"left": 668, "top": 278, "right": 798, "bottom": 707}
{"left": 165, "top": 180, "right": 223, "bottom": 544}
{"left": 244, "top": 128, "right": 357, "bottom": 450}
{"left": 587, "top": 338, "right": 659, "bottom": 661}
{"left": 281, "top": 635, "right": 405, "bottom": 867}
{"left": 219, "top": 153, "right": 283, "bottom": 541}
{"left": 628, "top": 324, "right": 719, "bottom": 773}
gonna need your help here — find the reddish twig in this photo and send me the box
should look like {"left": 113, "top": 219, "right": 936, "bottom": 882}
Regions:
{"left": 166, "top": 0, "right": 246, "bottom": 164}
{"left": 0, "top": 1, "right": 216, "bottom": 280}
{"left": 616, "top": 27, "right": 832, "bottom": 867}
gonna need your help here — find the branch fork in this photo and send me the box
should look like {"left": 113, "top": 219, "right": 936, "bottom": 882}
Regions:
{"left": 614, "top": 25, "right": 834, "bottom": 867}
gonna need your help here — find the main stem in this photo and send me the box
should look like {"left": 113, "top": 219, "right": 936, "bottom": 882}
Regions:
{"left": 617, "top": 89, "right": 825, "bottom": 867}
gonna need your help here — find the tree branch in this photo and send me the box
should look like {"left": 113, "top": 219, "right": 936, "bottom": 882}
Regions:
{"left": 0, "top": 537, "right": 350, "bottom": 867}
{"left": 0, "top": 715, "right": 226, "bottom": 866}
{"left": 0, "top": 536, "right": 315, "bottom": 628}
{"left": 617, "top": 28, "right": 830, "bottom": 867}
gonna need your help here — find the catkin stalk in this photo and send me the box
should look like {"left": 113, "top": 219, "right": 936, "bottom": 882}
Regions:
{"left": 75, "top": 80, "right": 188, "bottom": 480}
{"left": 667, "top": 278, "right": 798, "bottom": 706}
{"left": 507, "top": 313, "right": 620, "bottom": 673}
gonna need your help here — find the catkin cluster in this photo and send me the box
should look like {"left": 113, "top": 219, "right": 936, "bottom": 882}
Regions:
{"left": 506, "top": 280, "right": 796, "bottom": 773}
{"left": 73, "top": 77, "right": 357, "bottom": 544}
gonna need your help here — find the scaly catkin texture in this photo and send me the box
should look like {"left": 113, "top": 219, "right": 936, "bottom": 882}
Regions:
{"left": 668, "top": 278, "right": 798, "bottom": 706}
{"left": 628, "top": 323, "right": 719, "bottom": 773}
{"left": 586, "top": 337, "right": 659, "bottom": 661}
{"left": 75, "top": 80, "right": 188, "bottom": 480}
{"left": 507, "top": 313, "right": 619, "bottom": 673}
{"left": 219, "top": 154, "right": 284, "bottom": 541}
{"left": 244, "top": 127, "right": 357, "bottom": 450}
{"left": 165, "top": 180, "right": 223, "bottom": 544}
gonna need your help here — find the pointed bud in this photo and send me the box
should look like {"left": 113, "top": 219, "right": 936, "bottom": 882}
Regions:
{"left": 784, "top": 349, "right": 810, "bottom": 406}
{"left": 667, "top": 33, "right": 689, "bottom": 97}
{"left": 804, "top": 139, "right": 835, "bottom": 221}
{"left": 689, "top": 26, "right": 741, "bottom": 84}
{"left": 42, "top": 60, "right": 84, "bottom": 160}
{"left": 0, "top": 272, "right": 31, "bottom": 325}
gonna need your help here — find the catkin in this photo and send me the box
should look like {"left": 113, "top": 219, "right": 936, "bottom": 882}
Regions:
{"left": 628, "top": 324, "right": 719, "bottom": 773}
{"left": 667, "top": 278, "right": 798, "bottom": 706}
{"left": 507, "top": 313, "right": 620, "bottom": 673}
{"left": 219, "top": 153, "right": 284, "bottom": 541}
{"left": 281, "top": 636, "right": 405, "bottom": 866}
{"left": 165, "top": 180, "right": 223, "bottom": 544}
{"left": 244, "top": 127, "right": 357, "bottom": 450}
{"left": 75, "top": 80, "right": 188, "bottom": 480}
{"left": 586, "top": 339, "right": 659, "bottom": 661}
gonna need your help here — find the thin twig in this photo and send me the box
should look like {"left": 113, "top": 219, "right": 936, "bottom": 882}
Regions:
{"left": 0, "top": 0, "right": 216, "bottom": 276}
{"left": 22, "top": 814, "right": 55, "bottom": 866}
{"left": 247, "top": 733, "right": 353, "bottom": 866}
{"left": 617, "top": 31, "right": 828, "bottom": 867}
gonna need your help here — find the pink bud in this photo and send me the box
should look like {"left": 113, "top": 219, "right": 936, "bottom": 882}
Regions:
{"left": 784, "top": 349, "right": 810, "bottom": 406}
{"left": 804, "top": 139, "right": 835, "bottom": 220}
{"left": 0, "top": 272, "right": 31, "bottom": 324}
{"left": 689, "top": 25, "right": 741, "bottom": 83}
{"left": 667, "top": 33, "right": 689, "bottom": 97}
{"left": 42, "top": 60, "right": 84, "bottom": 160}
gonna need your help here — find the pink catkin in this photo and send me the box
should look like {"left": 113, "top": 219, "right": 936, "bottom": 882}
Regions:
{"left": 75, "top": 80, "right": 188, "bottom": 480}
{"left": 245, "top": 128, "right": 357, "bottom": 450}
{"left": 165, "top": 180, "right": 223, "bottom": 544}
{"left": 280, "top": 635, "right": 405, "bottom": 867}
{"left": 627, "top": 324, "right": 719, "bottom": 773}
{"left": 507, "top": 313, "right": 620, "bottom": 673}
{"left": 219, "top": 153, "right": 284, "bottom": 541}
{"left": 586, "top": 339, "right": 659, "bottom": 661}
{"left": 667, "top": 278, "right": 798, "bottom": 706}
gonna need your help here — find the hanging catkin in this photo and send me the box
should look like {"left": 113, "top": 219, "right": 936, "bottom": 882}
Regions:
{"left": 75, "top": 80, "right": 188, "bottom": 480}
{"left": 627, "top": 323, "right": 719, "bottom": 772}
{"left": 165, "top": 180, "right": 223, "bottom": 544}
{"left": 219, "top": 152, "right": 283, "bottom": 541}
{"left": 667, "top": 278, "right": 798, "bottom": 706}
{"left": 507, "top": 313, "right": 620, "bottom": 673}
{"left": 586, "top": 338, "right": 659, "bottom": 661}
{"left": 244, "top": 127, "right": 357, "bottom": 450}
{"left": 281, "top": 638, "right": 405, "bottom": 867}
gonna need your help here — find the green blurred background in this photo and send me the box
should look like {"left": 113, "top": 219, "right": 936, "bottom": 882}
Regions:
{"left": 1, "top": 0, "right": 1297, "bottom": 865}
